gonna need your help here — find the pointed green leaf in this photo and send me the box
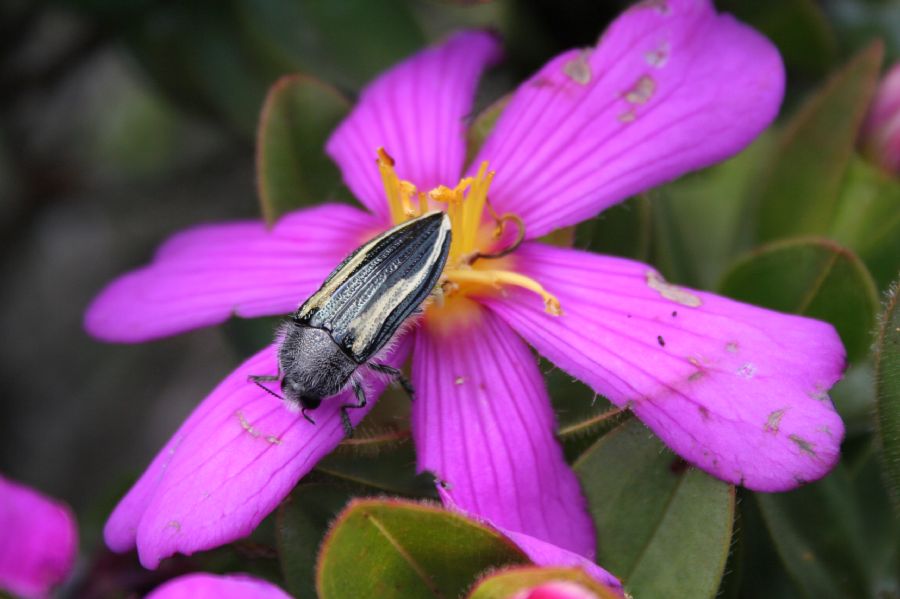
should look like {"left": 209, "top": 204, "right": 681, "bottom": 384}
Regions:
{"left": 466, "top": 94, "right": 510, "bottom": 165}
{"left": 718, "top": 0, "right": 837, "bottom": 75}
{"left": 277, "top": 483, "right": 369, "bottom": 599}
{"left": 831, "top": 157, "right": 900, "bottom": 289}
{"left": 755, "top": 466, "right": 872, "bottom": 599}
{"left": 574, "top": 420, "right": 735, "bottom": 599}
{"left": 875, "top": 280, "right": 900, "bottom": 516}
{"left": 256, "top": 74, "right": 351, "bottom": 224}
{"left": 467, "top": 566, "right": 622, "bottom": 599}
{"left": 718, "top": 238, "right": 879, "bottom": 363}
{"left": 579, "top": 195, "right": 653, "bottom": 263}
{"left": 316, "top": 498, "right": 529, "bottom": 599}
{"left": 756, "top": 42, "right": 883, "bottom": 242}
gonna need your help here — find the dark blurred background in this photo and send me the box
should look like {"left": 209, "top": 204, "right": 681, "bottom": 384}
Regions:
{"left": 2, "top": 0, "right": 899, "bottom": 595}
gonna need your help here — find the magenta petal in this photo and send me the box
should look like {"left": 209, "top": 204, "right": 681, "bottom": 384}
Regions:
{"left": 484, "top": 243, "right": 846, "bottom": 492}
{"left": 105, "top": 341, "right": 406, "bottom": 568}
{"left": 0, "top": 475, "right": 77, "bottom": 599}
{"left": 437, "top": 484, "right": 622, "bottom": 595}
{"left": 475, "top": 0, "right": 784, "bottom": 238}
{"left": 146, "top": 573, "right": 291, "bottom": 599}
{"left": 326, "top": 31, "right": 502, "bottom": 220}
{"left": 85, "top": 204, "right": 378, "bottom": 342}
{"left": 412, "top": 305, "right": 595, "bottom": 558}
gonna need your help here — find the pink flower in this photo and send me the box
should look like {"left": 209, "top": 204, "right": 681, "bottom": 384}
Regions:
{"left": 145, "top": 573, "right": 291, "bottom": 599}
{"left": 863, "top": 62, "right": 900, "bottom": 173}
{"left": 0, "top": 475, "right": 78, "bottom": 599}
{"left": 512, "top": 581, "right": 603, "bottom": 599}
{"left": 86, "top": 0, "right": 845, "bottom": 571}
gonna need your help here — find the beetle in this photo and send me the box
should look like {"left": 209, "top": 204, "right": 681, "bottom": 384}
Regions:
{"left": 250, "top": 211, "right": 452, "bottom": 437}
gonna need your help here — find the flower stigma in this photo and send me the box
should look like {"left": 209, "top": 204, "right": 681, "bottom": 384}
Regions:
{"left": 376, "top": 148, "right": 562, "bottom": 320}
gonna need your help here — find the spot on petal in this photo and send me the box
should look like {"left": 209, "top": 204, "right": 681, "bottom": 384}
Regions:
{"left": 737, "top": 362, "right": 757, "bottom": 379}
{"left": 632, "top": 0, "right": 670, "bottom": 14}
{"left": 563, "top": 50, "right": 592, "bottom": 85}
{"left": 618, "top": 109, "right": 637, "bottom": 124}
{"left": 237, "top": 410, "right": 260, "bottom": 438}
{"left": 789, "top": 434, "right": 817, "bottom": 457}
{"left": 455, "top": 376, "right": 466, "bottom": 385}
{"left": 646, "top": 271, "right": 703, "bottom": 307}
{"left": 645, "top": 41, "right": 671, "bottom": 68}
{"left": 765, "top": 408, "right": 786, "bottom": 433}
{"left": 625, "top": 75, "right": 657, "bottom": 104}
{"left": 726, "top": 342, "right": 739, "bottom": 353}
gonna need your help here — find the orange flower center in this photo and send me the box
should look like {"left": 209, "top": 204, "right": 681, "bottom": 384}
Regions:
{"left": 376, "top": 148, "right": 561, "bottom": 323}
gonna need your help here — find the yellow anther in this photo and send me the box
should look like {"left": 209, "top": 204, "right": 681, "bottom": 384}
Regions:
{"left": 376, "top": 149, "right": 561, "bottom": 317}
{"left": 443, "top": 268, "right": 562, "bottom": 316}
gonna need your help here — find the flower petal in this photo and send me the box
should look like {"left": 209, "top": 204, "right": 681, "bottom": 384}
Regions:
{"left": 475, "top": 0, "right": 784, "bottom": 238}
{"left": 85, "top": 204, "right": 378, "bottom": 342}
{"left": 326, "top": 31, "right": 502, "bottom": 220}
{"left": 146, "top": 573, "right": 291, "bottom": 599}
{"left": 412, "top": 302, "right": 595, "bottom": 558}
{"left": 0, "top": 475, "right": 77, "bottom": 599}
{"left": 438, "top": 484, "right": 622, "bottom": 595}
{"left": 105, "top": 341, "right": 406, "bottom": 568}
{"left": 483, "top": 243, "right": 846, "bottom": 491}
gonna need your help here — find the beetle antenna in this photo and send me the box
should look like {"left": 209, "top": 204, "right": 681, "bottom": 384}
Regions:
{"left": 301, "top": 408, "right": 316, "bottom": 425}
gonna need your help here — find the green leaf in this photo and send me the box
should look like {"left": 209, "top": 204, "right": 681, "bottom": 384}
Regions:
{"left": 316, "top": 432, "right": 438, "bottom": 497}
{"left": 316, "top": 498, "right": 529, "bottom": 599}
{"left": 277, "top": 483, "right": 368, "bottom": 599}
{"left": 256, "top": 75, "right": 351, "bottom": 224}
{"left": 466, "top": 94, "right": 510, "bottom": 165}
{"left": 467, "top": 566, "right": 622, "bottom": 599}
{"left": 718, "top": 238, "right": 879, "bottom": 363}
{"left": 831, "top": 157, "right": 900, "bottom": 290}
{"left": 579, "top": 195, "right": 653, "bottom": 263}
{"left": 574, "top": 420, "right": 735, "bottom": 599}
{"left": 718, "top": 0, "right": 837, "bottom": 75}
{"left": 875, "top": 281, "right": 900, "bottom": 517}
{"left": 648, "top": 135, "right": 773, "bottom": 288}
{"left": 755, "top": 466, "right": 872, "bottom": 599}
{"left": 755, "top": 42, "right": 883, "bottom": 242}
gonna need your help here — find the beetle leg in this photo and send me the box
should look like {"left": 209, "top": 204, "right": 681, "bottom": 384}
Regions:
{"left": 300, "top": 408, "right": 316, "bottom": 425}
{"left": 367, "top": 363, "right": 415, "bottom": 401}
{"left": 341, "top": 380, "right": 367, "bottom": 438}
{"left": 249, "top": 374, "right": 284, "bottom": 401}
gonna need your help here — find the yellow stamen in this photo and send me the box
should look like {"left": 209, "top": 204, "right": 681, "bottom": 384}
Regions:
{"left": 444, "top": 268, "right": 562, "bottom": 316}
{"left": 375, "top": 147, "right": 561, "bottom": 317}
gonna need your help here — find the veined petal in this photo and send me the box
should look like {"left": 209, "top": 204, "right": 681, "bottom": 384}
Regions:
{"left": 105, "top": 341, "right": 406, "bottom": 569}
{"left": 146, "top": 573, "right": 291, "bottom": 599}
{"left": 85, "top": 204, "right": 378, "bottom": 342}
{"left": 484, "top": 243, "right": 845, "bottom": 492}
{"left": 0, "top": 476, "right": 77, "bottom": 599}
{"left": 438, "top": 484, "right": 622, "bottom": 595}
{"left": 475, "top": 0, "right": 784, "bottom": 238}
{"left": 326, "top": 31, "right": 502, "bottom": 220}
{"left": 412, "top": 303, "right": 595, "bottom": 558}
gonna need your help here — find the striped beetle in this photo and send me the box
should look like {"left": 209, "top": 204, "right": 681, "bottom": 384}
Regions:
{"left": 250, "top": 211, "right": 452, "bottom": 437}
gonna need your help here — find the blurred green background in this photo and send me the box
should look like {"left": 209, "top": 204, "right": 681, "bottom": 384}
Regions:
{"left": 1, "top": 0, "right": 899, "bottom": 597}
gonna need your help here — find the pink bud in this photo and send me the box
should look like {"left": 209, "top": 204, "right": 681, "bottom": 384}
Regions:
{"left": 863, "top": 63, "right": 900, "bottom": 173}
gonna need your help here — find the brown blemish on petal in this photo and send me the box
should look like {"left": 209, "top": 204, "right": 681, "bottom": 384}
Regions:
{"left": 646, "top": 271, "right": 702, "bottom": 307}
{"left": 726, "top": 342, "right": 739, "bottom": 353}
{"left": 618, "top": 109, "right": 636, "bottom": 124}
{"left": 645, "top": 41, "right": 671, "bottom": 68}
{"left": 237, "top": 410, "right": 260, "bottom": 438}
{"left": 657, "top": 335, "right": 666, "bottom": 347}
{"left": 167, "top": 521, "right": 181, "bottom": 531}
{"left": 455, "top": 376, "right": 465, "bottom": 385}
{"left": 625, "top": 75, "right": 657, "bottom": 104}
{"left": 736, "top": 362, "right": 757, "bottom": 379}
{"left": 633, "top": 0, "right": 670, "bottom": 14}
{"left": 265, "top": 435, "right": 282, "bottom": 445}
{"left": 789, "top": 434, "right": 817, "bottom": 457}
{"left": 698, "top": 405, "right": 710, "bottom": 420}
{"left": 765, "top": 409, "right": 786, "bottom": 433}
{"left": 563, "top": 50, "right": 592, "bottom": 85}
